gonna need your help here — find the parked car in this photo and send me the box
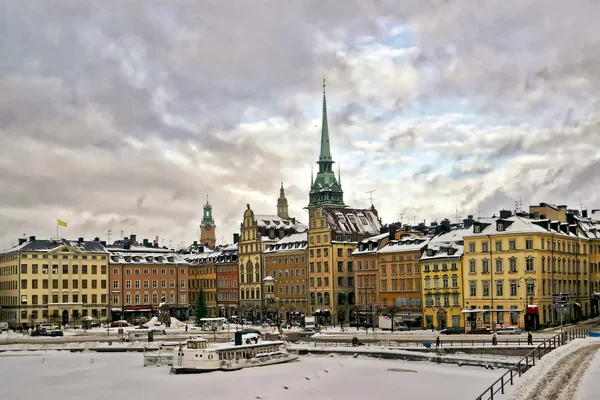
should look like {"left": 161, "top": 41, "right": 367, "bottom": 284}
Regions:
{"left": 496, "top": 327, "right": 522, "bottom": 335}
{"left": 45, "top": 330, "right": 64, "bottom": 337}
{"left": 466, "top": 327, "right": 492, "bottom": 334}
{"left": 440, "top": 327, "right": 464, "bottom": 335}
{"left": 90, "top": 320, "right": 102, "bottom": 328}
{"left": 148, "top": 328, "right": 167, "bottom": 335}
{"left": 297, "top": 328, "right": 317, "bottom": 337}
{"left": 111, "top": 320, "right": 129, "bottom": 327}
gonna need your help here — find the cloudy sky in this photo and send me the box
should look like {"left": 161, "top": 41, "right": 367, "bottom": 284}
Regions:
{"left": 2, "top": 0, "right": 600, "bottom": 250}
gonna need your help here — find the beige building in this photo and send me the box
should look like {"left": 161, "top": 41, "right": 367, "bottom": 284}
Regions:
{"left": 0, "top": 236, "right": 109, "bottom": 328}
{"left": 238, "top": 194, "right": 305, "bottom": 320}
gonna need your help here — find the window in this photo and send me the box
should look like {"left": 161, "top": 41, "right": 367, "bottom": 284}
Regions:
{"left": 474, "top": 225, "right": 481, "bottom": 233}
{"left": 525, "top": 257, "right": 534, "bottom": 272}
{"left": 496, "top": 280, "right": 503, "bottom": 296}
{"left": 482, "top": 259, "right": 489, "bottom": 273}
{"left": 424, "top": 277, "right": 431, "bottom": 290}
{"left": 510, "top": 280, "right": 518, "bottom": 296}
{"left": 497, "top": 223, "right": 504, "bottom": 232}
{"left": 495, "top": 241, "right": 502, "bottom": 251}
{"left": 442, "top": 275, "right": 449, "bottom": 289}
{"left": 482, "top": 280, "right": 489, "bottom": 296}
{"left": 525, "top": 239, "right": 533, "bottom": 250}
{"left": 469, "top": 259, "right": 476, "bottom": 273}
{"left": 451, "top": 274, "right": 458, "bottom": 288}
{"left": 433, "top": 276, "right": 440, "bottom": 289}
{"left": 509, "top": 257, "right": 517, "bottom": 273}
{"left": 469, "top": 281, "right": 476, "bottom": 296}
{"left": 482, "top": 241, "right": 489, "bottom": 252}
{"left": 495, "top": 258, "right": 503, "bottom": 273}
{"left": 469, "top": 242, "right": 475, "bottom": 253}
{"left": 526, "top": 280, "right": 535, "bottom": 296}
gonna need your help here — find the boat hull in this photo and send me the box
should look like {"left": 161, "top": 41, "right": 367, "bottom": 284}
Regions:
{"left": 171, "top": 352, "right": 299, "bottom": 374}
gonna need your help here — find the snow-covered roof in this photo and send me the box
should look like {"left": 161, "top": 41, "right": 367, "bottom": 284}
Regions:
{"left": 264, "top": 232, "right": 307, "bottom": 254}
{"left": 378, "top": 235, "right": 429, "bottom": 254}
{"left": 428, "top": 228, "right": 470, "bottom": 244}
{"left": 420, "top": 242, "right": 464, "bottom": 261}
{"left": 253, "top": 215, "right": 307, "bottom": 230}
{"left": 322, "top": 207, "right": 381, "bottom": 235}
{"left": 351, "top": 232, "right": 389, "bottom": 256}
{"left": 108, "top": 250, "right": 188, "bottom": 265}
{"left": 1, "top": 238, "right": 108, "bottom": 255}
{"left": 107, "top": 244, "right": 171, "bottom": 253}
{"left": 464, "top": 216, "right": 585, "bottom": 239}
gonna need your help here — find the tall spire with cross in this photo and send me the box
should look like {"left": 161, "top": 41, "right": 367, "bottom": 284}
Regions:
{"left": 277, "top": 181, "right": 289, "bottom": 219}
{"left": 307, "top": 78, "right": 345, "bottom": 210}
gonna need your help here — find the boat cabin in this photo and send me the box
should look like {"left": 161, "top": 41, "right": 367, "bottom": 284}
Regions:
{"left": 216, "top": 341, "right": 284, "bottom": 361}
{"left": 187, "top": 338, "right": 209, "bottom": 350}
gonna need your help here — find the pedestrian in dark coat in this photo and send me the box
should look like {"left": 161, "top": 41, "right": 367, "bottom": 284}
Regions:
{"left": 527, "top": 331, "right": 533, "bottom": 345}
{"left": 436, "top": 336, "right": 440, "bottom": 348}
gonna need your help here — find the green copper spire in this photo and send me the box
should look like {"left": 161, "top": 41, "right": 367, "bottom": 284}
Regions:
{"left": 319, "top": 78, "right": 332, "bottom": 162}
{"left": 307, "top": 79, "right": 345, "bottom": 210}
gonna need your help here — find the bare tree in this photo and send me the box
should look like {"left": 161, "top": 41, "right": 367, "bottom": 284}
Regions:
{"left": 387, "top": 305, "right": 401, "bottom": 333}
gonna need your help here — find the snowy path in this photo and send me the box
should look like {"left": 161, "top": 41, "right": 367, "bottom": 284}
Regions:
{"left": 507, "top": 339, "right": 600, "bottom": 400}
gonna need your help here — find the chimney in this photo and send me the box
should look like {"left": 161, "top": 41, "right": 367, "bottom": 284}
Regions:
{"left": 78, "top": 237, "right": 84, "bottom": 243}
{"left": 499, "top": 210, "right": 512, "bottom": 219}
{"left": 143, "top": 238, "right": 149, "bottom": 247}
{"left": 233, "top": 233, "right": 240, "bottom": 244}
{"left": 100, "top": 241, "right": 106, "bottom": 246}
{"left": 129, "top": 234, "right": 137, "bottom": 245}
{"left": 193, "top": 240, "right": 198, "bottom": 246}
{"left": 292, "top": 217, "right": 296, "bottom": 224}
{"left": 583, "top": 209, "right": 588, "bottom": 218}
{"left": 29, "top": 236, "right": 36, "bottom": 242}
{"left": 94, "top": 237, "right": 100, "bottom": 242}
{"left": 154, "top": 242, "right": 158, "bottom": 248}
{"left": 18, "top": 238, "right": 26, "bottom": 245}
{"left": 388, "top": 224, "right": 397, "bottom": 241}
{"left": 441, "top": 218, "right": 451, "bottom": 232}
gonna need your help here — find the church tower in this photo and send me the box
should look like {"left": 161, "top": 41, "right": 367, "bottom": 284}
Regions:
{"left": 307, "top": 79, "right": 345, "bottom": 210}
{"left": 200, "top": 196, "right": 216, "bottom": 248}
{"left": 277, "top": 182, "right": 289, "bottom": 219}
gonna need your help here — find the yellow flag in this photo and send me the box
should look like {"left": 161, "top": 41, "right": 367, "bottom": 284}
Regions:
{"left": 57, "top": 219, "right": 67, "bottom": 228}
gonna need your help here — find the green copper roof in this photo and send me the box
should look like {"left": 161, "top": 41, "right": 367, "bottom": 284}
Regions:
{"left": 308, "top": 79, "right": 345, "bottom": 210}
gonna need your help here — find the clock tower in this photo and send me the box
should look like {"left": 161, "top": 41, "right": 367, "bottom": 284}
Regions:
{"left": 200, "top": 196, "right": 216, "bottom": 248}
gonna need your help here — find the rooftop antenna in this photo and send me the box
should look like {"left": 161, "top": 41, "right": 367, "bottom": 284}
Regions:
{"left": 455, "top": 209, "right": 462, "bottom": 224}
{"left": 397, "top": 213, "right": 405, "bottom": 225}
{"left": 120, "top": 230, "right": 124, "bottom": 240}
{"left": 515, "top": 195, "right": 523, "bottom": 214}
{"left": 579, "top": 199, "right": 585, "bottom": 212}
{"left": 366, "top": 190, "right": 377, "bottom": 207}
{"left": 107, "top": 229, "right": 112, "bottom": 245}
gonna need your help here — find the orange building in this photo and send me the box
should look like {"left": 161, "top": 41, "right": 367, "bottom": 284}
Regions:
{"left": 263, "top": 232, "right": 309, "bottom": 322}
{"left": 108, "top": 237, "right": 190, "bottom": 322}
{"left": 216, "top": 244, "right": 239, "bottom": 318}
{"left": 377, "top": 234, "right": 429, "bottom": 327}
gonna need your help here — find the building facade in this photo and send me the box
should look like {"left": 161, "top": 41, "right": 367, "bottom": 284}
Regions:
{"left": 0, "top": 237, "right": 109, "bottom": 328}
{"left": 238, "top": 191, "right": 305, "bottom": 320}
{"left": 200, "top": 198, "right": 216, "bottom": 249}
{"left": 462, "top": 211, "right": 588, "bottom": 330}
{"left": 377, "top": 234, "right": 428, "bottom": 327}
{"left": 185, "top": 251, "right": 217, "bottom": 317}
{"left": 420, "top": 229, "right": 466, "bottom": 330}
{"left": 216, "top": 244, "right": 239, "bottom": 318}
{"left": 351, "top": 233, "right": 389, "bottom": 326}
{"left": 263, "top": 232, "right": 309, "bottom": 322}
{"left": 108, "top": 240, "right": 189, "bottom": 322}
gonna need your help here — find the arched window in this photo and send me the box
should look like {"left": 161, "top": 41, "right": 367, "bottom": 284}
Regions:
{"left": 451, "top": 274, "right": 458, "bottom": 288}
{"left": 433, "top": 276, "right": 440, "bottom": 289}
{"left": 442, "top": 275, "right": 449, "bottom": 289}
{"left": 425, "top": 277, "right": 431, "bottom": 290}
{"left": 310, "top": 292, "right": 316, "bottom": 305}
{"left": 324, "top": 292, "right": 330, "bottom": 305}
{"left": 317, "top": 293, "right": 323, "bottom": 305}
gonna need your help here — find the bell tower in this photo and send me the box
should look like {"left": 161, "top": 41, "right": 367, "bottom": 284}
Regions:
{"left": 277, "top": 182, "right": 289, "bottom": 219}
{"left": 200, "top": 196, "right": 216, "bottom": 248}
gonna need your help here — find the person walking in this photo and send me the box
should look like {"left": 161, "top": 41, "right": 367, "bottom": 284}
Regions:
{"left": 527, "top": 331, "right": 533, "bottom": 345}
{"left": 492, "top": 333, "right": 498, "bottom": 346}
{"left": 436, "top": 336, "right": 441, "bottom": 348}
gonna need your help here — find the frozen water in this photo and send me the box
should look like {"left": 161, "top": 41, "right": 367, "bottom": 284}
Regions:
{"left": 0, "top": 351, "right": 501, "bottom": 400}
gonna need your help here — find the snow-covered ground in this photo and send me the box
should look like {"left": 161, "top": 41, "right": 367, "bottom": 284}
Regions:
{"left": 575, "top": 349, "right": 600, "bottom": 400}
{"left": 0, "top": 351, "right": 500, "bottom": 400}
{"left": 502, "top": 338, "right": 600, "bottom": 400}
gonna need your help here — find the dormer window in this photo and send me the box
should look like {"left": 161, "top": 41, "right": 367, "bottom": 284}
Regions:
{"left": 497, "top": 223, "right": 504, "bottom": 232}
{"left": 167, "top": 256, "right": 175, "bottom": 263}
{"left": 448, "top": 248, "right": 455, "bottom": 256}
{"left": 427, "top": 249, "right": 433, "bottom": 256}
{"left": 474, "top": 225, "right": 481, "bottom": 233}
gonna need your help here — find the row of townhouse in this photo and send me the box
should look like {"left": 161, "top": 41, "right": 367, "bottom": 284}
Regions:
{"left": 0, "top": 234, "right": 190, "bottom": 328}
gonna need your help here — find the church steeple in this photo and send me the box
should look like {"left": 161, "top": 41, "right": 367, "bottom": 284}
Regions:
{"left": 307, "top": 79, "right": 345, "bottom": 210}
{"left": 277, "top": 182, "right": 289, "bottom": 219}
{"left": 200, "top": 195, "right": 216, "bottom": 248}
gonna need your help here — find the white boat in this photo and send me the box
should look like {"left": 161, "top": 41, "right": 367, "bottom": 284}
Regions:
{"left": 170, "top": 335, "right": 299, "bottom": 374}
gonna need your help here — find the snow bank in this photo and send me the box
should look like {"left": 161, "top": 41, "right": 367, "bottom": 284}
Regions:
{"left": 507, "top": 338, "right": 600, "bottom": 400}
{"left": 576, "top": 349, "right": 600, "bottom": 400}
{"left": 145, "top": 317, "right": 185, "bottom": 328}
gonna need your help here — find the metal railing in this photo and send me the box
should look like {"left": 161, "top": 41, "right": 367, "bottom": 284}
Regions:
{"left": 474, "top": 328, "right": 589, "bottom": 400}
{"left": 303, "top": 338, "right": 548, "bottom": 348}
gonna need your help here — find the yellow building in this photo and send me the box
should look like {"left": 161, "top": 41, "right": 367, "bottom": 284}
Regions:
{"left": 238, "top": 199, "right": 305, "bottom": 320}
{"left": 377, "top": 234, "right": 428, "bottom": 327}
{"left": 351, "top": 233, "right": 389, "bottom": 326}
{"left": 420, "top": 229, "right": 468, "bottom": 330}
{"left": 572, "top": 210, "right": 600, "bottom": 317}
{"left": 307, "top": 207, "right": 381, "bottom": 325}
{"left": 462, "top": 210, "right": 589, "bottom": 330}
{"left": 185, "top": 251, "right": 217, "bottom": 317}
{"left": 0, "top": 236, "right": 109, "bottom": 328}
{"left": 263, "top": 232, "right": 309, "bottom": 322}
